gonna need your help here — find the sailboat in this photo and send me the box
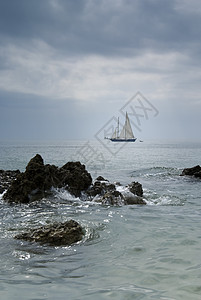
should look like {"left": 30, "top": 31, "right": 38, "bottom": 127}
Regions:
{"left": 109, "top": 112, "right": 137, "bottom": 142}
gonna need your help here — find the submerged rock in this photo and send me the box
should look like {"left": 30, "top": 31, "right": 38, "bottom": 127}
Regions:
{"left": 180, "top": 165, "right": 201, "bottom": 179}
{"left": 15, "top": 220, "right": 84, "bottom": 246}
{"left": 3, "top": 154, "right": 92, "bottom": 203}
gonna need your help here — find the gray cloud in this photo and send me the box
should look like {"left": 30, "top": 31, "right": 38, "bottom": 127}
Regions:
{"left": 1, "top": 0, "right": 201, "bottom": 57}
{"left": 0, "top": 0, "right": 201, "bottom": 140}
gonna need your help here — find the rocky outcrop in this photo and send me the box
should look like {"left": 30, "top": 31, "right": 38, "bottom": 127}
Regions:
{"left": 0, "top": 170, "right": 20, "bottom": 194}
{"left": 87, "top": 177, "right": 146, "bottom": 205}
{"left": 15, "top": 220, "right": 84, "bottom": 246}
{"left": 180, "top": 165, "right": 201, "bottom": 179}
{"left": 128, "top": 181, "right": 143, "bottom": 197}
{"left": 86, "top": 176, "right": 115, "bottom": 198}
{"left": 58, "top": 161, "right": 92, "bottom": 197}
{"left": 3, "top": 154, "right": 92, "bottom": 203}
{"left": 2, "top": 154, "right": 146, "bottom": 206}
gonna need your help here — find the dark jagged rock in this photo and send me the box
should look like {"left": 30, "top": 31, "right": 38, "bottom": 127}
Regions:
{"left": 101, "top": 190, "right": 124, "bottom": 206}
{"left": 195, "top": 171, "right": 201, "bottom": 179}
{"left": 3, "top": 154, "right": 48, "bottom": 203}
{"left": 15, "top": 220, "right": 84, "bottom": 246}
{"left": 87, "top": 178, "right": 115, "bottom": 198}
{"left": 128, "top": 181, "right": 143, "bottom": 197}
{"left": 87, "top": 177, "right": 146, "bottom": 206}
{"left": 124, "top": 195, "right": 146, "bottom": 205}
{"left": 181, "top": 165, "right": 201, "bottom": 179}
{"left": 0, "top": 170, "right": 20, "bottom": 194}
{"left": 96, "top": 176, "right": 108, "bottom": 182}
{"left": 2, "top": 154, "right": 145, "bottom": 206}
{"left": 3, "top": 154, "right": 92, "bottom": 203}
{"left": 58, "top": 161, "right": 92, "bottom": 197}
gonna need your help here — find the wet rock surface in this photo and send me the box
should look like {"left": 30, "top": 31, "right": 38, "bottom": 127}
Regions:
{"left": 128, "top": 181, "right": 143, "bottom": 197}
{"left": 15, "top": 220, "right": 84, "bottom": 246}
{"left": 3, "top": 154, "right": 92, "bottom": 203}
{"left": 180, "top": 165, "right": 201, "bottom": 179}
{"left": 86, "top": 177, "right": 146, "bottom": 205}
{"left": 2, "top": 154, "right": 146, "bottom": 206}
{"left": 101, "top": 190, "right": 124, "bottom": 206}
{"left": 0, "top": 170, "right": 20, "bottom": 194}
{"left": 124, "top": 195, "right": 146, "bottom": 205}
{"left": 58, "top": 161, "right": 92, "bottom": 197}
{"left": 86, "top": 177, "right": 115, "bottom": 198}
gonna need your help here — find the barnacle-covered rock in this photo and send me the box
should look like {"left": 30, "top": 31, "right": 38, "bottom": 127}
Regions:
{"left": 15, "top": 220, "right": 84, "bottom": 246}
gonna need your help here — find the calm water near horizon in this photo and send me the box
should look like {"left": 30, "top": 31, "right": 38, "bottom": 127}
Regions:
{"left": 0, "top": 139, "right": 201, "bottom": 300}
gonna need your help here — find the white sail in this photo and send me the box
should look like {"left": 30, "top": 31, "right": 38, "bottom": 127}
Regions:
{"left": 109, "top": 112, "right": 136, "bottom": 142}
{"left": 119, "top": 112, "right": 134, "bottom": 139}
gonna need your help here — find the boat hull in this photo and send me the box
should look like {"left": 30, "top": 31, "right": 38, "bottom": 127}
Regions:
{"left": 110, "top": 138, "right": 137, "bottom": 142}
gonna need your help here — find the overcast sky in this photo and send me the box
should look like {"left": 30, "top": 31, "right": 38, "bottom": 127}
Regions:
{"left": 0, "top": 0, "right": 201, "bottom": 141}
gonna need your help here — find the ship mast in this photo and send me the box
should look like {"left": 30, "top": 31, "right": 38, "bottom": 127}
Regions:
{"left": 117, "top": 117, "right": 119, "bottom": 138}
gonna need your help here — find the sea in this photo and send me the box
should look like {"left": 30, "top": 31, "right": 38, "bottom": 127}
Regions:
{"left": 0, "top": 139, "right": 201, "bottom": 300}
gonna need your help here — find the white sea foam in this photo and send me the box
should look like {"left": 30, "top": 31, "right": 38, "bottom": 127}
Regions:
{"left": 53, "top": 187, "right": 80, "bottom": 202}
{"left": 0, "top": 190, "right": 6, "bottom": 200}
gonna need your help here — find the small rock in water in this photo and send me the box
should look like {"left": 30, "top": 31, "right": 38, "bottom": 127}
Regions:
{"left": 87, "top": 178, "right": 115, "bottom": 198}
{"left": 181, "top": 165, "right": 201, "bottom": 179}
{"left": 87, "top": 178, "right": 146, "bottom": 206}
{"left": 101, "top": 190, "right": 124, "bottom": 206}
{"left": 128, "top": 181, "right": 143, "bottom": 197}
{"left": 15, "top": 220, "right": 84, "bottom": 246}
{"left": 96, "top": 176, "right": 108, "bottom": 182}
{"left": 124, "top": 195, "right": 146, "bottom": 205}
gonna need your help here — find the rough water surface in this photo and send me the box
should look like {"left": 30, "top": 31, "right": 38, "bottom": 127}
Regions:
{"left": 0, "top": 140, "right": 201, "bottom": 300}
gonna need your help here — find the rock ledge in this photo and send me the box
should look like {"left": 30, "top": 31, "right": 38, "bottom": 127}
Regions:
{"left": 15, "top": 220, "right": 84, "bottom": 246}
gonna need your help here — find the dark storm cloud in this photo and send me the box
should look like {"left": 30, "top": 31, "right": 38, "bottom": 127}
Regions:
{"left": 1, "top": 0, "right": 201, "bottom": 57}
